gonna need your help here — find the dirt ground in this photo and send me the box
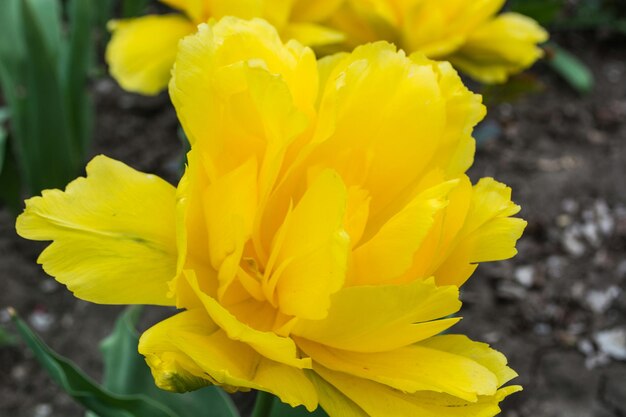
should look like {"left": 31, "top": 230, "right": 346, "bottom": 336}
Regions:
{"left": 0, "top": 33, "right": 625, "bottom": 417}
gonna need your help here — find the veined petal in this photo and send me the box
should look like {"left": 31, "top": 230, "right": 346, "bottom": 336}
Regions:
{"left": 203, "top": 158, "right": 258, "bottom": 299}
{"left": 418, "top": 335, "right": 518, "bottom": 387}
{"left": 449, "top": 12, "right": 549, "bottom": 83}
{"left": 315, "top": 364, "right": 520, "bottom": 417}
{"left": 307, "top": 371, "right": 369, "bottom": 417}
{"left": 301, "top": 342, "right": 498, "bottom": 401}
{"left": 349, "top": 180, "right": 456, "bottom": 285}
{"left": 423, "top": 59, "right": 485, "bottom": 177}
{"left": 292, "top": 279, "right": 460, "bottom": 352}
{"left": 139, "top": 309, "right": 318, "bottom": 410}
{"left": 106, "top": 15, "right": 196, "bottom": 95}
{"left": 311, "top": 43, "right": 448, "bottom": 223}
{"left": 16, "top": 155, "right": 177, "bottom": 305}
{"left": 433, "top": 177, "right": 527, "bottom": 286}
{"left": 283, "top": 23, "right": 345, "bottom": 47}
{"left": 268, "top": 169, "right": 350, "bottom": 320}
{"left": 401, "top": 176, "right": 473, "bottom": 283}
{"left": 170, "top": 19, "right": 315, "bottom": 192}
{"left": 169, "top": 151, "right": 220, "bottom": 311}
{"left": 182, "top": 269, "right": 311, "bottom": 369}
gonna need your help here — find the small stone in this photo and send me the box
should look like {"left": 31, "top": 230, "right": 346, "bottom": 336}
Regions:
{"left": 482, "top": 331, "right": 502, "bottom": 344}
{"left": 546, "top": 255, "right": 566, "bottom": 279}
{"left": 594, "top": 328, "right": 626, "bottom": 360}
{"left": 605, "top": 62, "right": 624, "bottom": 83}
{"left": 514, "top": 265, "right": 535, "bottom": 287}
{"left": 571, "top": 282, "right": 586, "bottom": 300}
{"left": 556, "top": 214, "right": 573, "bottom": 228}
{"left": 577, "top": 339, "right": 594, "bottom": 356}
{"left": 562, "top": 199, "right": 579, "bottom": 214}
{"left": 585, "top": 286, "right": 621, "bottom": 314}
{"left": 33, "top": 404, "right": 52, "bottom": 417}
{"left": 93, "top": 78, "right": 115, "bottom": 95}
{"left": 587, "top": 129, "right": 607, "bottom": 144}
{"left": 595, "top": 200, "right": 615, "bottom": 236}
{"left": 0, "top": 309, "right": 10, "bottom": 323}
{"left": 11, "top": 364, "right": 27, "bottom": 381}
{"left": 534, "top": 323, "right": 552, "bottom": 336}
{"left": 581, "top": 221, "right": 600, "bottom": 246}
{"left": 568, "top": 322, "right": 586, "bottom": 336}
{"left": 28, "top": 310, "right": 54, "bottom": 332}
{"left": 497, "top": 281, "right": 527, "bottom": 300}
{"left": 38, "top": 280, "right": 58, "bottom": 294}
{"left": 562, "top": 226, "right": 586, "bottom": 257}
{"left": 585, "top": 351, "right": 611, "bottom": 369}
{"left": 60, "top": 313, "right": 74, "bottom": 328}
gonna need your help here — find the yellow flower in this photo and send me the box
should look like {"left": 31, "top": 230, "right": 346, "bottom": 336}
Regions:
{"left": 106, "top": 0, "right": 345, "bottom": 95}
{"left": 18, "top": 18, "right": 526, "bottom": 416}
{"left": 326, "top": 0, "right": 549, "bottom": 83}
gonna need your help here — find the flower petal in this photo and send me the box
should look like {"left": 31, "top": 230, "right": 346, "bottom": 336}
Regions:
{"left": 283, "top": 23, "right": 345, "bottom": 46}
{"left": 139, "top": 309, "right": 318, "bottom": 410}
{"left": 315, "top": 364, "right": 520, "bottom": 417}
{"left": 311, "top": 42, "right": 449, "bottom": 223}
{"left": 433, "top": 177, "right": 527, "bottom": 286}
{"left": 16, "top": 155, "right": 177, "bottom": 305}
{"left": 307, "top": 371, "right": 369, "bottom": 417}
{"left": 402, "top": 176, "right": 525, "bottom": 287}
{"left": 268, "top": 169, "right": 350, "bottom": 320}
{"left": 170, "top": 18, "right": 316, "bottom": 157}
{"left": 418, "top": 334, "right": 518, "bottom": 387}
{"left": 203, "top": 157, "right": 258, "bottom": 299}
{"left": 182, "top": 269, "right": 311, "bottom": 369}
{"left": 449, "top": 12, "right": 549, "bottom": 83}
{"left": 293, "top": 279, "right": 460, "bottom": 352}
{"left": 349, "top": 180, "right": 456, "bottom": 285}
{"left": 301, "top": 342, "right": 498, "bottom": 401}
{"left": 106, "top": 14, "right": 196, "bottom": 95}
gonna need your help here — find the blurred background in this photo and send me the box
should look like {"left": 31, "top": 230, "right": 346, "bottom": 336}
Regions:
{"left": 0, "top": 0, "right": 625, "bottom": 416}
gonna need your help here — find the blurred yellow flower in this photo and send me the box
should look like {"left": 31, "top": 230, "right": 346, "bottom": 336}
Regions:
{"left": 326, "top": 0, "right": 549, "bottom": 83}
{"left": 106, "top": 0, "right": 344, "bottom": 95}
{"left": 19, "top": 18, "right": 526, "bottom": 416}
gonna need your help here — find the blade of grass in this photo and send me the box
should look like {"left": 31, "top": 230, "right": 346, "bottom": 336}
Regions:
{"left": 20, "top": 0, "right": 81, "bottom": 192}
{"left": 546, "top": 43, "right": 594, "bottom": 94}
{"left": 64, "top": 0, "right": 96, "bottom": 157}
{"left": 8, "top": 307, "right": 185, "bottom": 417}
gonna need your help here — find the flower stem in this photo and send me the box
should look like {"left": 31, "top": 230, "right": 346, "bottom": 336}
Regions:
{"left": 251, "top": 391, "right": 274, "bottom": 417}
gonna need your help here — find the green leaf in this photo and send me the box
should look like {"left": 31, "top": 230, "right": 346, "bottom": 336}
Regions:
{"left": 18, "top": 0, "right": 82, "bottom": 193}
{"left": 99, "top": 306, "right": 240, "bottom": 417}
{"left": 546, "top": 43, "right": 594, "bottom": 94}
{"left": 122, "top": 0, "right": 150, "bottom": 17}
{"left": 0, "top": 0, "right": 95, "bottom": 197}
{"left": 64, "top": 0, "right": 96, "bottom": 157}
{"left": 0, "top": 107, "right": 9, "bottom": 175}
{"left": 8, "top": 308, "right": 198, "bottom": 417}
{"left": 270, "top": 397, "right": 329, "bottom": 417}
{"left": 508, "top": 0, "right": 564, "bottom": 25}
{"left": 24, "top": 0, "right": 64, "bottom": 64}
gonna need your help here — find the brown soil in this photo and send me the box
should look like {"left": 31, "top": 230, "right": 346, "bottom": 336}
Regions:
{"left": 1, "top": 34, "right": 625, "bottom": 417}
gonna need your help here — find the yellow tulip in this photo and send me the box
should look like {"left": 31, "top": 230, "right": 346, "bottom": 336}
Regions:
{"left": 19, "top": 18, "right": 526, "bottom": 416}
{"left": 106, "top": 0, "right": 345, "bottom": 95}
{"left": 327, "top": 0, "right": 549, "bottom": 83}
